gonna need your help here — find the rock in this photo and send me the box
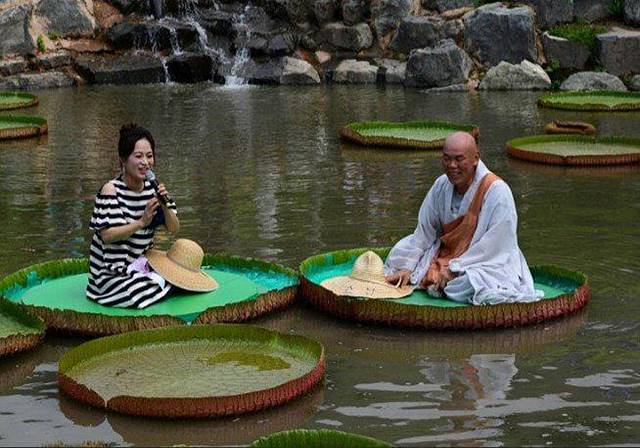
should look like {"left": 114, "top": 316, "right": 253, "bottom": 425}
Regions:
{"left": 559, "top": 71, "right": 627, "bottom": 91}
{"left": 333, "top": 59, "right": 378, "bottom": 83}
{"left": 463, "top": 3, "right": 537, "bottom": 67}
{"left": 371, "top": 0, "right": 412, "bottom": 38}
{"left": 405, "top": 38, "right": 472, "bottom": 87}
{"left": 198, "top": 8, "right": 234, "bottom": 36}
{"left": 422, "top": 0, "right": 473, "bottom": 12}
{"left": 316, "top": 22, "right": 373, "bottom": 51}
{"left": 0, "top": 57, "right": 29, "bottom": 77}
{"left": 105, "top": 0, "right": 148, "bottom": 14}
{"left": 0, "top": 5, "right": 35, "bottom": 55}
{"left": 280, "top": 56, "right": 321, "bottom": 84}
{"left": 75, "top": 54, "right": 167, "bottom": 84}
{"left": 479, "top": 60, "right": 551, "bottom": 90}
{"left": 316, "top": 50, "right": 332, "bottom": 63}
{"left": 342, "top": 0, "right": 366, "bottom": 25}
{"left": 542, "top": 32, "right": 589, "bottom": 70}
{"left": 597, "top": 28, "right": 640, "bottom": 76}
{"left": 313, "top": 0, "right": 336, "bottom": 24}
{"left": 284, "top": 0, "right": 311, "bottom": 24}
{"left": 108, "top": 20, "right": 201, "bottom": 53}
{"left": 166, "top": 53, "right": 214, "bottom": 83}
{"left": 424, "top": 82, "right": 470, "bottom": 91}
{"left": 0, "top": 72, "right": 75, "bottom": 90}
{"left": 389, "top": 16, "right": 444, "bottom": 55}
{"left": 573, "top": 0, "right": 613, "bottom": 22}
{"left": 626, "top": 0, "right": 640, "bottom": 25}
{"left": 34, "top": 0, "right": 96, "bottom": 37}
{"left": 375, "top": 58, "right": 406, "bottom": 83}
{"left": 441, "top": 6, "right": 474, "bottom": 19}
{"left": 629, "top": 74, "right": 640, "bottom": 90}
{"left": 443, "top": 19, "right": 463, "bottom": 41}
{"left": 35, "top": 51, "right": 74, "bottom": 70}
{"left": 519, "top": 0, "right": 573, "bottom": 28}
{"left": 249, "top": 60, "right": 284, "bottom": 85}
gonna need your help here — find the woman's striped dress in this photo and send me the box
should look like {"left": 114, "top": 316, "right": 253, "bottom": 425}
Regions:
{"left": 86, "top": 176, "right": 177, "bottom": 309}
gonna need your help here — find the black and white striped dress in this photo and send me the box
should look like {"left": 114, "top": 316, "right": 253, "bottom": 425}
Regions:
{"left": 86, "top": 176, "right": 177, "bottom": 309}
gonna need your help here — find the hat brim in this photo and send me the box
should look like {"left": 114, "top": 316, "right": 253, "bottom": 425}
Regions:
{"left": 146, "top": 250, "right": 218, "bottom": 292}
{"left": 320, "top": 276, "right": 413, "bottom": 299}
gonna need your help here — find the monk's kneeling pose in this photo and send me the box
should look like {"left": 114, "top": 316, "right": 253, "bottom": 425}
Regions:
{"left": 384, "top": 131, "right": 542, "bottom": 305}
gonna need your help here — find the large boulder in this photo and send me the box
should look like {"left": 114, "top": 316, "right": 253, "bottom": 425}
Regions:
{"left": 371, "top": 0, "right": 412, "bottom": 37}
{"left": 342, "top": 0, "right": 366, "bottom": 25}
{"left": 626, "top": 0, "right": 640, "bottom": 25}
{"left": 316, "top": 22, "right": 373, "bottom": 51}
{"left": 629, "top": 74, "right": 640, "bottom": 91}
{"left": 108, "top": 20, "right": 201, "bottom": 53}
{"left": 0, "top": 72, "right": 75, "bottom": 90}
{"left": 573, "top": 0, "right": 613, "bottom": 22}
{"left": 519, "top": 0, "right": 573, "bottom": 28}
{"left": 280, "top": 56, "right": 321, "bottom": 84}
{"left": 542, "top": 32, "right": 590, "bottom": 70}
{"left": 0, "top": 5, "right": 35, "bottom": 55}
{"left": 375, "top": 58, "right": 406, "bottom": 83}
{"left": 463, "top": 3, "right": 537, "bottom": 67}
{"left": 422, "top": 0, "right": 473, "bottom": 12}
{"left": 35, "top": 51, "right": 74, "bottom": 70}
{"left": 34, "top": 0, "right": 95, "bottom": 37}
{"left": 75, "top": 54, "right": 167, "bottom": 84}
{"left": 559, "top": 71, "right": 627, "bottom": 91}
{"left": 405, "top": 38, "right": 472, "bottom": 87}
{"left": 166, "top": 53, "right": 214, "bottom": 83}
{"left": 479, "top": 60, "right": 551, "bottom": 90}
{"left": 389, "top": 16, "right": 444, "bottom": 54}
{"left": 333, "top": 59, "right": 378, "bottom": 83}
{"left": 0, "top": 57, "right": 29, "bottom": 76}
{"left": 597, "top": 28, "right": 640, "bottom": 76}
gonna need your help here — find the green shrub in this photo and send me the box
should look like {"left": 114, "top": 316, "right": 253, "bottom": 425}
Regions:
{"left": 610, "top": 0, "right": 624, "bottom": 19}
{"left": 36, "top": 35, "right": 45, "bottom": 53}
{"left": 47, "top": 31, "right": 61, "bottom": 41}
{"left": 548, "top": 22, "right": 607, "bottom": 66}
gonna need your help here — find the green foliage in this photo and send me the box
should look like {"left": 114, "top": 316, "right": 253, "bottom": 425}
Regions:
{"left": 548, "top": 23, "right": 607, "bottom": 64}
{"left": 250, "top": 429, "right": 392, "bottom": 448}
{"left": 36, "top": 35, "right": 45, "bottom": 53}
{"left": 544, "top": 58, "right": 563, "bottom": 90}
{"left": 47, "top": 31, "right": 61, "bottom": 41}
{"left": 610, "top": 0, "right": 624, "bottom": 19}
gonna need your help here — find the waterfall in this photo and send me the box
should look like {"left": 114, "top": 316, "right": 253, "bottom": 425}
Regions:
{"left": 225, "top": 6, "right": 252, "bottom": 87}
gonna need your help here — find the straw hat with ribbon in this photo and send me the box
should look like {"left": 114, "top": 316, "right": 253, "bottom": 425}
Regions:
{"left": 146, "top": 239, "right": 218, "bottom": 292}
{"left": 320, "top": 251, "right": 413, "bottom": 299}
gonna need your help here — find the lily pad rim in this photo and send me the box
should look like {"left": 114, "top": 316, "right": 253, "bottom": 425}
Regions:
{"left": 0, "top": 91, "right": 39, "bottom": 110}
{"left": 538, "top": 91, "right": 640, "bottom": 111}
{"left": 250, "top": 429, "right": 392, "bottom": 448}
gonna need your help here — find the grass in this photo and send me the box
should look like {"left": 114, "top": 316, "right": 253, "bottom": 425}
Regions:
{"left": 548, "top": 22, "right": 608, "bottom": 69}
{"left": 37, "top": 35, "right": 45, "bottom": 53}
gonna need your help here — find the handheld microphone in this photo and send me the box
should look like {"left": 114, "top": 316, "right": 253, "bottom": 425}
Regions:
{"left": 145, "top": 169, "right": 171, "bottom": 205}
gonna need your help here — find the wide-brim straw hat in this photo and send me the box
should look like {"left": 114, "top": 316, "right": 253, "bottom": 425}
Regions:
{"left": 147, "top": 239, "right": 218, "bottom": 292}
{"left": 320, "top": 251, "right": 413, "bottom": 299}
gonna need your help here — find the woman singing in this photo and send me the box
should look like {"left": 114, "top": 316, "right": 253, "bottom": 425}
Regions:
{"left": 86, "top": 123, "right": 179, "bottom": 308}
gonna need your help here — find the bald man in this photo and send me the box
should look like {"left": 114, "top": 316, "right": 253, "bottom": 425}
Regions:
{"left": 384, "top": 132, "right": 541, "bottom": 305}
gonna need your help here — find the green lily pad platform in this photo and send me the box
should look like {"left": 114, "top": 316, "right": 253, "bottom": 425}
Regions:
{"left": 538, "top": 91, "right": 640, "bottom": 111}
{"left": 338, "top": 121, "right": 480, "bottom": 150}
{"left": 300, "top": 248, "right": 589, "bottom": 330}
{"left": 0, "top": 92, "right": 39, "bottom": 111}
{"left": 58, "top": 324, "right": 325, "bottom": 418}
{"left": 251, "top": 429, "right": 391, "bottom": 447}
{"left": 507, "top": 135, "right": 640, "bottom": 166}
{"left": 0, "top": 297, "right": 45, "bottom": 357}
{"left": 0, "top": 115, "right": 48, "bottom": 141}
{"left": 0, "top": 255, "right": 299, "bottom": 336}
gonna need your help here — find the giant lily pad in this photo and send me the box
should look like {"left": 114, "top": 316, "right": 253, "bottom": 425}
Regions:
{"left": 0, "top": 92, "right": 39, "bottom": 111}
{"left": 300, "top": 248, "right": 589, "bottom": 330}
{"left": 545, "top": 120, "right": 596, "bottom": 136}
{"left": 0, "top": 255, "right": 298, "bottom": 336}
{"left": 0, "top": 297, "right": 44, "bottom": 358}
{"left": 58, "top": 324, "right": 325, "bottom": 418}
{"left": 507, "top": 135, "right": 640, "bottom": 166}
{"left": 250, "top": 429, "right": 391, "bottom": 447}
{"left": 538, "top": 91, "right": 640, "bottom": 111}
{"left": 0, "top": 115, "right": 48, "bottom": 141}
{"left": 339, "top": 121, "right": 480, "bottom": 150}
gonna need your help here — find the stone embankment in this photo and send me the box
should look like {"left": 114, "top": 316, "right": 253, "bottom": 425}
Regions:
{"left": 1, "top": 0, "right": 640, "bottom": 90}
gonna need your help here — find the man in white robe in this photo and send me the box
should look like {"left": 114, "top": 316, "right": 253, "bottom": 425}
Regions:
{"left": 384, "top": 132, "right": 541, "bottom": 305}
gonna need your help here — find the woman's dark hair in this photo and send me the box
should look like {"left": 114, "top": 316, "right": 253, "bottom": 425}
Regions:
{"left": 118, "top": 123, "right": 156, "bottom": 161}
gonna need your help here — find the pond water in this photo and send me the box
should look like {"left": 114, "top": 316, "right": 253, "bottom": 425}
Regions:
{"left": 0, "top": 84, "right": 639, "bottom": 446}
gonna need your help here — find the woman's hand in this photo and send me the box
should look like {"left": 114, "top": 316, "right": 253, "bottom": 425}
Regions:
{"left": 157, "top": 183, "right": 170, "bottom": 207}
{"left": 385, "top": 269, "right": 412, "bottom": 288}
{"left": 139, "top": 197, "right": 160, "bottom": 227}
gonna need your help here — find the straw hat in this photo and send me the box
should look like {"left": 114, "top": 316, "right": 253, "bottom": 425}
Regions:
{"left": 320, "top": 251, "right": 413, "bottom": 299}
{"left": 146, "top": 239, "right": 218, "bottom": 292}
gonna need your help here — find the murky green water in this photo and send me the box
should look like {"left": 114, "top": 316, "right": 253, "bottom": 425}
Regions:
{"left": 0, "top": 84, "right": 638, "bottom": 446}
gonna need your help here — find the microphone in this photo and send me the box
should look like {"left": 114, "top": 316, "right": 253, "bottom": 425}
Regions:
{"left": 145, "top": 169, "right": 171, "bottom": 205}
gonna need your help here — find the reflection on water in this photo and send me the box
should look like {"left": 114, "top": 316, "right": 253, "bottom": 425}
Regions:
{"left": 0, "top": 85, "right": 639, "bottom": 446}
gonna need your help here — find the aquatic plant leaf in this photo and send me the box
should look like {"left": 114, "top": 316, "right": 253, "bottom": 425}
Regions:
{"left": 0, "top": 115, "right": 48, "bottom": 140}
{"left": 538, "top": 91, "right": 640, "bottom": 111}
{"left": 250, "top": 429, "right": 392, "bottom": 447}
{"left": 0, "top": 91, "right": 39, "bottom": 111}
{"left": 0, "top": 297, "right": 44, "bottom": 357}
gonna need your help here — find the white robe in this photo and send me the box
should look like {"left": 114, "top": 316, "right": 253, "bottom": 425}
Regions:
{"left": 384, "top": 160, "right": 542, "bottom": 305}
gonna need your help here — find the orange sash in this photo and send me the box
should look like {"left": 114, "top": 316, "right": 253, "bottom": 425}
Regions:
{"left": 422, "top": 173, "right": 500, "bottom": 290}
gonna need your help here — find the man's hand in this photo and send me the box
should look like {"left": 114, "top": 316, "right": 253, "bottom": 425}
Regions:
{"left": 385, "top": 269, "right": 412, "bottom": 288}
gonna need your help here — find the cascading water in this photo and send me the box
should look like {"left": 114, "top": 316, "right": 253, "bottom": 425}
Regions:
{"left": 225, "top": 6, "right": 252, "bottom": 87}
